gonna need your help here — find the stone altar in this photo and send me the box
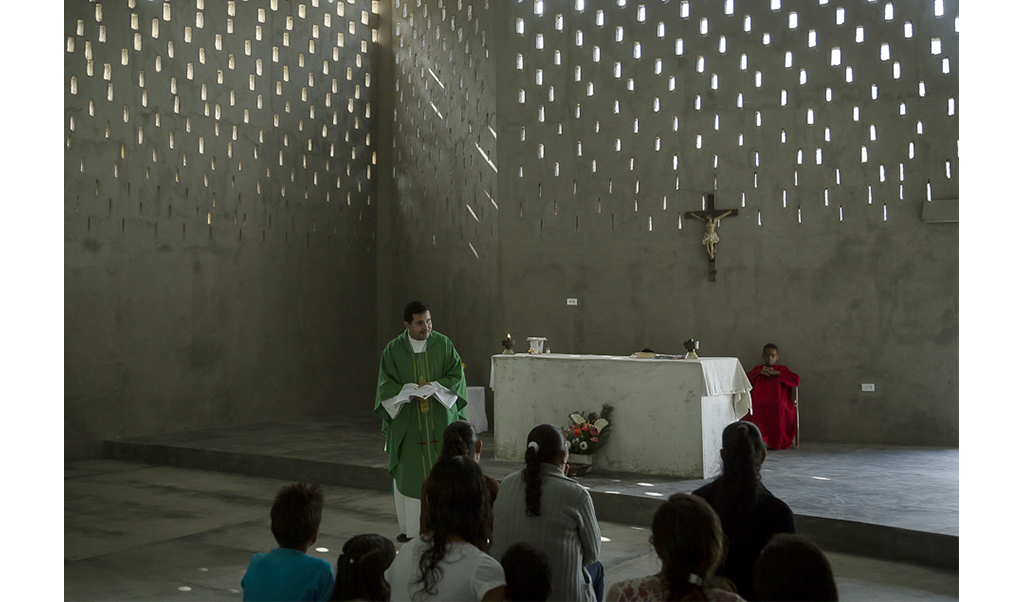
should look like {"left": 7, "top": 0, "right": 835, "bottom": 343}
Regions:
{"left": 490, "top": 354, "right": 752, "bottom": 478}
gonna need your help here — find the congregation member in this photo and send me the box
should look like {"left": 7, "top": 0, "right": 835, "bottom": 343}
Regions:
{"left": 374, "top": 300, "right": 469, "bottom": 542}
{"left": 241, "top": 483, "right": 335, "bottom": 602}
{"left": 742, "top": 344, "right": 801, "bottom": 450}
{"left": 754, "top": 534, "right": 838, "bottom": 601}
{"left": 693, "top": 422, "right": 795, "bottom": 600}
{"left": 500, "top": 543, "right": 552, "bottom": 601}
{"left": 420, "top": 420, "right": 501, "bottom": 534}
{"left": 385, "top": 456, "right": 506, "bottom": 601}
{"left": 330, "top": 534, "right": 396, "bottom": 601}
{"left": 606, "top": 493, "right": 743, "bottom": 602}
{"left": 490, "top": 424, "right": 604, "bottom": 602}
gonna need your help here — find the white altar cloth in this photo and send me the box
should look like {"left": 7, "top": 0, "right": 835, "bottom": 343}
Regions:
{"left": 490, "top": 354, "right": 752, "bottom": 478}
{"left": 466, "top": 386, "right": 488, "bottom": 433}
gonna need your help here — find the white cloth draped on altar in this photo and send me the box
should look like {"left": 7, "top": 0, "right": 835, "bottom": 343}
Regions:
{"left": 490, "top": 354, "right": 752, "bottom": 478}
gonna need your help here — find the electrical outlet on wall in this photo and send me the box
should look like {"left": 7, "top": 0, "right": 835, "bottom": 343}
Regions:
{"left": 567, "top": 298, "right": 578, "bottom": 306}
{"left": 861, "top": 383, "right": 875, "bottom": 392}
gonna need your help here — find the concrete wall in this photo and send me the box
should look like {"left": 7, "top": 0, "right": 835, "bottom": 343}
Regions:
{"left": 65, "top": 0, "right": 379, "bottom": 459}
{"left": 379, "top": 1, "right": 958, "bottom": 446}
{"left": 494, "top": 1, "right": 958, "bottom": 446}
{"left": 375, "top": 0, "right": 502, "bottom": 391}
{"left": 66, "top": 0, "right": 958, "bottom": 455}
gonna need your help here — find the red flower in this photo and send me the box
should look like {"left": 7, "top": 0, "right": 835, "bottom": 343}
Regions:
{"left": 573, "top": 427, "right": 582, "bottom": 437}
{"left": 591, "top": 437, "right": 599, "bottom": 442}
{"left": 589, "top": 426, "right": 598, "bottom": 435}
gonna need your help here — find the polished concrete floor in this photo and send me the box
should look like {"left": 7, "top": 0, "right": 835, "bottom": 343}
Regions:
{"left": 104, "top": 413, "right": 959, "bottom": 570}
{"left": 65, "top": 459, "right": 959, "bottom": 601}
{"left": 105, "top": 413, "right": 958, "bottom": 536}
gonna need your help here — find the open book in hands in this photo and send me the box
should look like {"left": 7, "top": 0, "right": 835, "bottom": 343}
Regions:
{"left": 380, "top": 382, "right": 459, "bottom": 419}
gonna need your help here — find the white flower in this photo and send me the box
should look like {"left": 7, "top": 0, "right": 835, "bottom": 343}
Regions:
{"left": 580, "top": 441, "right": 589, "bottom": 451}
{"left": 593, "top": 418, "right": 609, "bottom": 433}
{"left": 570, "top": 413, "right": 587, "bottom": 425}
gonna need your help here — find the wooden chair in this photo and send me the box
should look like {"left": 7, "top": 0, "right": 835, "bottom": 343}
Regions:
{"left": 793, "top": 386, "right": 800, "bottom": 449}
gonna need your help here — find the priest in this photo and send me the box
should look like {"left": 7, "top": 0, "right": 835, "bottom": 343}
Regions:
{"left": 373, "top": 301, "right": 468, "bottom": 542}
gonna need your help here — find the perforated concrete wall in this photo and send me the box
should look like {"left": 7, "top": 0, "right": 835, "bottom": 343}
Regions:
{"left": 65, "top": 0, "right": 381, "bottom": 459}
{"left": 503, "top": 0, "right": 958, "bottom": 231}
{"left": 65, "top": 0, "right": 959, "bottom": 454}
{"left": 375, "top": 0, "right": 501, "bottom": 383}
{"left": 375, "top": 0, "right": 958, "bottom": 446}
{"left": 492, "top": 0, "right": 958, "bottom": 446}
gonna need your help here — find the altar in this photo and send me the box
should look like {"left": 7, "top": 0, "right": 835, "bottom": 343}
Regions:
{"left": 490, "top": 354, "right": 752, "bottom": 479}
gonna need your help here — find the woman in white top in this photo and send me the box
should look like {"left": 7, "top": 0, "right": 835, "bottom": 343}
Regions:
{"left": 490, "top": 424, "right": 603, "bottom": 602}
{"left": 385, "top": 456, "right": 505, "bottom": 601}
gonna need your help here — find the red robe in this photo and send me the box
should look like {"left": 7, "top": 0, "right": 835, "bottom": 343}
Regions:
{"left": 743, "top": 364, "right": 800, "bottom": 450}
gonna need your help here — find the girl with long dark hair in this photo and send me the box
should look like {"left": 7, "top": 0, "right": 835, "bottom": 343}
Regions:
{"left": 490, "top": 424, "right": 603, "bottom": 602}
{"left": 419, "top": 421, "right": 501, "bottom": 535}
{"left": 606, "top": 493, "right": 742, "bottom": 601}
{"left": 385, "top": 455, "right": 505, "bottom": 601}
{"left": 692, "top": 421, "right": 795, "bottom": 600}
{"left": 330, "top": 534, "right": 396, "bottom": 601}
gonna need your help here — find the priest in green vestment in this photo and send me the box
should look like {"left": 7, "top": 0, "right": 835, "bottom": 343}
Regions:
{"left": 373, "top": 301, "right": 468, "bottom": 540}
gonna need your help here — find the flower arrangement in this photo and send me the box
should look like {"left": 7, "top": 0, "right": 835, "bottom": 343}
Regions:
{"left": 563, "top": 404, "right": 614, "bottom": 455}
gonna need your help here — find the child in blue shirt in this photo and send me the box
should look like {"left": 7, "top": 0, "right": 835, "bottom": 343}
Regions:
{"left": 242, "top": 483, "right": 335, "bottom": 601}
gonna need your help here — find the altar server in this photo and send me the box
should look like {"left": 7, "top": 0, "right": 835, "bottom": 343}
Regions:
{"left": 743, "top": 344, "right": 801, "bottom": 450}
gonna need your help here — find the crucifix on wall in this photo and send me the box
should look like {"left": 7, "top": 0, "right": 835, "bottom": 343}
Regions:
{"left": 685, "top": 193, "right": 739, "bottom": 281}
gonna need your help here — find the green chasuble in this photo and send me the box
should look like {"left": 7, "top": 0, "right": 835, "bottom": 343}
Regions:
{"left": 373, "top": 330, "right": 468, "bottom": 498}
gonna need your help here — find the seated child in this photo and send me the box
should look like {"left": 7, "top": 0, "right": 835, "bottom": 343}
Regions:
{"left": 241, "top": 483, "right": 335, "bottom": 602}
{"left": 754, "top": 534, "right": 838, "bottom": 601}
{"left": 743, "top": 344, "right": 801, "bottom": 450}
{"left": 500, "top": 543, "right": 552, "bottom": 601}
{"left": 330, "top": 534, "right": 396, "bottom": 601}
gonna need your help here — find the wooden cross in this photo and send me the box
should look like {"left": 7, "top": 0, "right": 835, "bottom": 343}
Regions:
{"left": 685, "top": 193, "right": 739, "bottom": 281}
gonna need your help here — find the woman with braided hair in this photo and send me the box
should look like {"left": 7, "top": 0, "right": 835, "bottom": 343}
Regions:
{"left": 692, "top": 421, "right": 795, "bottom": 600}
{"left": 606, "top": 493, "right": 742, "bottom": 601}
{"left": 330, "top": 535, "right": 395, "bottom": 601}
{"left": 490, "top": 424, "right": 604, "bottom": 602}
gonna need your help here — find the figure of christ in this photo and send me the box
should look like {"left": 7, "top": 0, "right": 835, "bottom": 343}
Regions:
{"left": 684, "top": 194, "right": 739, "bottom": 267}
{"left": 742, "top": 344, "right": 801, "bottom": 450}
{"left": 700, "top": 210, "right": 734, "bottom": 261}
{"left": 373, "top": 301, "right": 468, "bottom": 542}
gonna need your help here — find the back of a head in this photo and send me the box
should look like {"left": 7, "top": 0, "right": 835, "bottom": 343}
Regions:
{"left": 442, "top": 420, "right": 478, "bottom": 460}
{"left": 720, "top": 420, "right": 765, "bottom": 478}
{"left": 717, "top": 421, "right": 766, "bottom": 514}
{"left": 418, "top": 456, "right": 491, "bottom": 596}
{"left": 501, "top": 543, "right": 552, "bottom": 601}
{"left": 711, "top": 421, "right": 767, "bottom": 522}
{"left": 522, "top": 424, "right": 567, "bottom": 516}
{"left": 423, "top": 455, "right": 490, "bottom": 547}
{"left": 270, "top": 483, "right": 324, "bottom": 549}
{"left": 331, "top": 534, "right": 396, "bottom": 602}
{"left": 651, "top": 493, "right": 725, "bottom": 601}
{"left": 404, "top": 300, "right": 429, "bottom": 322}
{"left": 754, "top": 534, "right": 838, "bottom": 602}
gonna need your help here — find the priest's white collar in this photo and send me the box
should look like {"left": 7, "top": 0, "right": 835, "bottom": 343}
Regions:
{"left": 407, "top": 331, "right": 429, "bottom": 353}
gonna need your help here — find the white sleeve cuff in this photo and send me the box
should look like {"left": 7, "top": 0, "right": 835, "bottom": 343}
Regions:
{"left": 380, "top": 383, "right": 424, "bottom": 419}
